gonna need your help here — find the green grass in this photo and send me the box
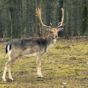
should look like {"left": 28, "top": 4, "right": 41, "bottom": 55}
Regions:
{"left": 0, "top": 39, "right": 88, "bottom": 88}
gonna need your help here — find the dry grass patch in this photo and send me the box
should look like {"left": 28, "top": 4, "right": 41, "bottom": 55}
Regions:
{"left": 0, "top": 39, "right": 88, "bottom": 88}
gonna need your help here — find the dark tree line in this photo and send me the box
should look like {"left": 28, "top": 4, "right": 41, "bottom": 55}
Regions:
{"left": 0, "top": 0, "right": 88, "bottom": 39}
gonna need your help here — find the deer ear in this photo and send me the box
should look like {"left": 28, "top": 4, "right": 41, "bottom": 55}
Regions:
{"left": 57, "top": 27, "right": 64, "bottom": 33}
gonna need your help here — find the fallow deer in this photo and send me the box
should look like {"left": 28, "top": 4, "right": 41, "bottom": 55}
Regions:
{"left": 2, "top": 8, "right": 64, "bottom": 82}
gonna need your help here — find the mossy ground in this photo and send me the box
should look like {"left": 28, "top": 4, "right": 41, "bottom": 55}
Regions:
{"left": 0, "top": 39, "right": 88, "bottom": 88}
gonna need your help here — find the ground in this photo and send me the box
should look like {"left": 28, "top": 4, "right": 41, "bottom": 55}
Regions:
{"left": 0, "top": 38, "right": 88, "bottom": 88}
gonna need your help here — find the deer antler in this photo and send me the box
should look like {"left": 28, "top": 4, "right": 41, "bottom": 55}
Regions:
{"left": 58, "top": 8, "right": 64, "bottom": 28}
{"left": 36, "top": 8, "right": 51, "bottom": 28}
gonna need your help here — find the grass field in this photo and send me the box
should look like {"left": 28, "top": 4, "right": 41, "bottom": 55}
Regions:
{"left": 0, "top": 39, "right": 88, "bottom": 88}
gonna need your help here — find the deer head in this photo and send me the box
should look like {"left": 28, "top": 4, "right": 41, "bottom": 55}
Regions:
{"left": 50, "top": 8, "right": 64, "bottom": 39}
{"left": 36, "top": 7, "right": 64, "bottom": 38}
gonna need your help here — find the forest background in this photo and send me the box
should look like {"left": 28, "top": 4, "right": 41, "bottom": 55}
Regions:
{"left": 0, "top": 0, "right": 88, "bottom": 39}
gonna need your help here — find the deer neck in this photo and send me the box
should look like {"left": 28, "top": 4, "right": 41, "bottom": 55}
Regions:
{"left": 46, "top": 34, "right": 56, "bottom": 46}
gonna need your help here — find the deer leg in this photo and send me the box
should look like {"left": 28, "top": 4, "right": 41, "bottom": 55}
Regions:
{"left": 2, "top": 62, "right": 8, "bottom": 82}
{"left": 2, "top": 61, "right": 14, "bottom": 82}
{"left": 36, "top": 56, "right": 43, "bottom": 77}
{"left": 7, "top": 64, "right": 13, "bottom": 81}
{"left": 2, "top": 52, "right": 14, "bottom": 82}
{"left": 8, "top": 53, "right": 14, "bottom": 81}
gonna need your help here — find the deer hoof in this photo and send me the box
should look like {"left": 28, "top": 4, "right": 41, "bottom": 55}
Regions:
{"left": 9, "top": 78, "right": 14, "bottom": 81}
{"left": 2, "top": 77, "right": 7, "bottom": 82}
{"left": 37, "top": 74, "right": 43, "bottom": 78}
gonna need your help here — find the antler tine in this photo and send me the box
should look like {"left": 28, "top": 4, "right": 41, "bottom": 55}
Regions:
{"left": 36, "top": 8, "right": 51, "bottom": 28}
{"left": 58, "top": 8, "right": 64, "bottom": 28}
